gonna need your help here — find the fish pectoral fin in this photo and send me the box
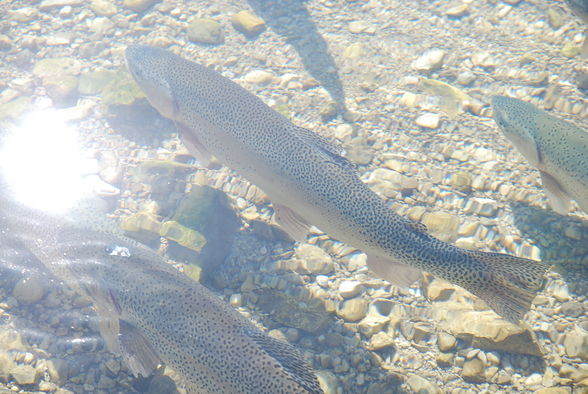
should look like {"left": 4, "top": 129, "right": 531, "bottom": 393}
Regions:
{"left": 539, "top": 170, "right": 571, "bottom": 214}
{"left": 177, "top": 123, "right": 214, "bottom": 167}
{"left": 367, "top": 254, "right": 423, "bottom": 288}
{"left": 118, "top": 319, "right": 162, "bottom": 378}
{"left": 272, "top": 203, "right": 310, "bottom": 242}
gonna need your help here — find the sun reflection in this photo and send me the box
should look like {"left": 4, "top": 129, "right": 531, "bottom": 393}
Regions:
{"left": 0, "top": 109, "right": 91, "bottom": 214}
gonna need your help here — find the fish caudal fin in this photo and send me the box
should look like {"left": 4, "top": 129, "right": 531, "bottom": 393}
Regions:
{"left": 464, "top": 250, "right": 549, "bottom": 323}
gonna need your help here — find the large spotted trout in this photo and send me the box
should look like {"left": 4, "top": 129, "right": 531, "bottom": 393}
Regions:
{"left": 0, "top": 177, "right": 322, "bottom": 393}
{"left": 125, "top": 45, "right": 548, "bottom": 322}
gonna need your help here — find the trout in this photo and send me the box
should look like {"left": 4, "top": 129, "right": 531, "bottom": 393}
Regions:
{"left": 126, "top": 45, "right": 548, "bottom": 322}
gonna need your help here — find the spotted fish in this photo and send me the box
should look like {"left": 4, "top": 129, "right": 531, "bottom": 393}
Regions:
{"left": 0, "top": 182, "right": 323, "bottom": 394}
{"left": 492, "top": 95, "right": 588, "bottom": 215}
{"left": 125, "top": 45, "right": 549, "bottom": 322}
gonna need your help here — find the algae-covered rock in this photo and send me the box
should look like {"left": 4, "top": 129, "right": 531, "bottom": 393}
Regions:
{"left": 257, "top": 288, "right": 329, "bottom": 333}
{"left": 132, "top": 160, "right": 197, "bottom": 183}
{"left": 160, "top": 220, "right": 207, "bottom": 252}
{"left": 547, "top": 7, "right": 565, "bottom": 29}
{"left": 562, "top": 42, "right": 581, "bottom": 58}
{"left": 0, "top": 96, "right": 31, "bottom": 120}
{"left": 33, "top": 57, "right": 81, "bottom": 104}
{"left": 120, "top": 211, "right": 162, "bottom": 242}
{"left": 231, "top": 10, "right": 266, "bottom": 37}
{"left": 187, "top": 18, "right": 224, "bottom": 45}
{"left": 101, "top": 69, "right": 145, "bottom": 107}
{"left": 78, "top": 70, "right": 116, "bottom": 95}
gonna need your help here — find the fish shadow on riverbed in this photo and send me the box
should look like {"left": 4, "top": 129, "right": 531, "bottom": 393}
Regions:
{"left": 105, "top": 101, "right": 175, "bottom": 147}
{"left": 246, "top": 0, "right": 346, "bottom": 111}
{"left": 510, "top": 202, "right": 588, "bottom": 294}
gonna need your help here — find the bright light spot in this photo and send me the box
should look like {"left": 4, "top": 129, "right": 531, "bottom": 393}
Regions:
{"left": 0, "top": 110, "right": 92, "bottom": 214}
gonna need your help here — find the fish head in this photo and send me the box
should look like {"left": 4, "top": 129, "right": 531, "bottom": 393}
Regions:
{"left": 125, "top": 45, "right": 178, "bottom": 120}
{"left": 491, "top": 95, "right": 542, "bottom": 167}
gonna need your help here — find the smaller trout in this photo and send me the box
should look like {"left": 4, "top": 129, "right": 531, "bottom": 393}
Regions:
{"left": 0, "top": 179, "right": 323, "bottom": 394}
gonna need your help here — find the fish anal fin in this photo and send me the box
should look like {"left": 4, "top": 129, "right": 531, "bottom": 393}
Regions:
{"left": 272, "top": 203, "right": 310, "bottom": 242}
{"left": 118, "top": 320, "right": 161, "bottom": 378}
{"left": 539, "top": 170, "right": 571, "bottom": 214}
{"left": 177, "top": 123, "right": 213, "bottom": 167}
{"left": 367, "top": 254, "right": 422, "bottom": 288}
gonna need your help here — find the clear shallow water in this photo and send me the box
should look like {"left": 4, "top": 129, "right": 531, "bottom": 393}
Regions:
{"left": 0, "top": 0, "right": 588, "bottom": 393}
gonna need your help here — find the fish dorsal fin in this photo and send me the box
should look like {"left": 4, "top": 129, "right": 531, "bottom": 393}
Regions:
{"left": 539, "top": 170, "right": 572, "bottom": 214}
{"left": 241, "top": 326, "right": 323, "bottom": 394}
{"left": 118, "top": 320, "right": 162, "bottom": 378}
{"left": 293, "top": 126, "right": 355, "bottom": 170}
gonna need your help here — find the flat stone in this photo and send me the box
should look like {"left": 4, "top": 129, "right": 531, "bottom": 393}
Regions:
{"left": 338, "top": 280, "right": 363, "bottom": 299}
{"left": 415, "top": 113, "right": 441, "bottom": 129}
{"left": 231, "top": 10, "right": 265, "bottom": 37}
{"left": 367, "top": 331, "right": 395, "bottom": 350}
{"left": 123, "top": 0, "right": 158, "bottom": 12}
{"left": 563, "top": 327, "right": 588, "bottom": 361}
{"left": 461, "top": 358, "right": 485, "bottom": 382}
{"left": 40, "top": 0, "right": 83, "bottom": 10}
{"left": 413, "top": 49, "right": 446, "bottom": 73}
{"left": 90, "top": 0, "right": 117, "bottom": 16}
{"left": 434, "top": 308, "right": 543, "bottom": 356}
{"left": 10, "top": 365, "right": 39, "bottom": 385}
{"left": 422, "top": 212, "right": 460, "bottom": 243}
{"left": 560, "top": 301, "right": 585, "bottom": 318}
{"left": 337, "top": 298, "right": 368, "bottom": 322}
{"left": 437, "top": 332, "right": 457, "bottom": 352}
{"left": 406, "top": 374, "right": 442, "bottom": 394}
{"left": 294, "top": 244, "right": 334, "bottom": 275}
{"left": 243, "top": 70, "right": 274, "bottom": 85}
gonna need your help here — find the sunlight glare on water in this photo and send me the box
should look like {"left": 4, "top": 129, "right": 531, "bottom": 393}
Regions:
{"left": 0, "top": 109, "right": 91, "bottom": 214}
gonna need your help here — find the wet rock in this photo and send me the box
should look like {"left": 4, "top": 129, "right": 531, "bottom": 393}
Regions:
{"left": 0, "top": 35, "right": 12, "bottom": 51}
{"left": 406, "top": 374, "right": 441, "bottom": 394}
{"left": 449, "top": 171, "right": 472, "bottom": 192}
{"left": 366, "top": 168, "right": 417, "bottom": 198}
{"left": 12, "top": 275, "right": 45, "bottom": 304}
{"left": 345, "top": 135, "right": 372, "bottom": 165}
{"left": 123, "top": 0, "right": 158, "bottom": 13}
{"left": 422, "top": 212, "right": 459, "bottom": 243}
{"left": 257, "top": 289, "right": 329, "bottom": 333}
{"left": 562, "top": 42, "right": 580, "bottom": 58}
{"left": 563, "top": 327, "right": 588, "bottom": 361}
{"left": 9, "top": 7, "right": 39, "bottom": 22}
{"left": 243, "top": 70, "right": 274, "bottom": 85}
{"left": 437, "top": 332, "right": 457, "bottom": 352}
{"left": 316, "top": 370, "right": 340, "bottom": 394}
{"left": 39, "top": 0, "right": 83, "bottom": 10}
{"left": 33, "top": 57, "right": 81, "bottom": 104}
{"left": 415, "top": 112, "right": 440, "bottom": 129}
{"left": 294, "top": 244, "right": 334, "bottom": 275}
{"left": 187, "top": 18, "right": 224, "bottom": 45}
{"left": 446, "top": 4, "right": 468, "bottom": 18}
{"left": 338, "top": 280, "right": 363, "bottom": 299}
{"left": 231, "top": 10, "right": 265, "bottom": 37}
{"left": 101, "top": 70, "right": 145, "bottom": 107}
{"left": 337, "top": 297, "right": 368, "bottom": 321}
{"left": 78, "top": 70, "right": 116, "bottom": 95}
{"left": 90, "top": 0, "right": 118, "bottom": 16}
{"left": 0, "top": 351, "right": 15, "bottom": 382}
{"left": 435, "top": 309, "right": 542, "bottom": 356}
{"left": 461, "top": 358, "right": 485, "bottom": 382}
{"left": 413, "top": 49, "right": 446, "bottom": 73}
{"left": 367, "top": 331, "right": 395, "bottom": 350}
{"left": 464, "top": 197, "right": 498, "bottom": 217}
{"left": 160, "top": 221, "right": 207, "bottom": 252}
{"left": 10, "top": 365, "right": 39, "bottom": 385}
{"left": 560, "top": 301, "right": 585, "bottom": 317}
{"left": 343, "top": 43, "right": 364, "bottom": 60}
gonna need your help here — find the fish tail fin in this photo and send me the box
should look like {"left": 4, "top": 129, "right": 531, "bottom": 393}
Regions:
{"left": 463, "top": 250, "right": 549, "bottom": 323}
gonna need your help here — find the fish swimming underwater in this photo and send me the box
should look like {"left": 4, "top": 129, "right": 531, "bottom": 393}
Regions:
{"left": 0, "top": 181, "right": 323, "bottom": 394}
{"left": 125, "top": 45, "right": 549, "bottom": 323}
{"left": 492, "top": 96, "right": 588, "bottom": 216}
